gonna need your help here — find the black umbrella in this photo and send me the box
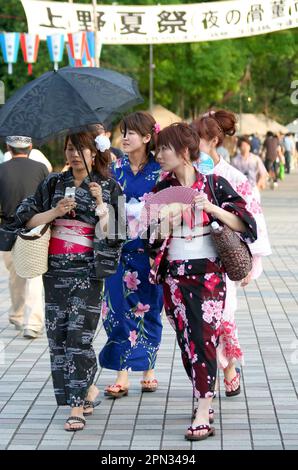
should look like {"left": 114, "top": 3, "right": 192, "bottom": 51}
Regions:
{"left": 0, "top": 66, "right": 143, "bottom": 179}
{"left": 0, "top": 66, "right": 143, "bottom": 144}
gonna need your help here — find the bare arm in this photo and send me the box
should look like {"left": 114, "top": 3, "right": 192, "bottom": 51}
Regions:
{"left": 194, "top": 195, "right": 246, "bottom": 233}
{"left": 209, "top": 204, "right": 246, "bottom": 232}
{"left": 26, "top": 197, "right": 76, "bottom": 229}
{"left": 26, "top": 208, "right": 58, "bottom": 229}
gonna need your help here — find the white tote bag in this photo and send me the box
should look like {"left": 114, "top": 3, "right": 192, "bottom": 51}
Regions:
{"left": 12, "top": 224, "right": 51, "bottom": 279}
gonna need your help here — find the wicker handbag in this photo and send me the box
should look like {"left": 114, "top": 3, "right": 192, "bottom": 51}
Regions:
{"left": 12, "top": 224, "right": 51, "bottom": 279}
{"left": 207, "top": 175, "right": 252, "bottom": 282}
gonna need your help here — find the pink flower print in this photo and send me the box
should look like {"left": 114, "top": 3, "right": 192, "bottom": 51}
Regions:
{"left": 124, "top": 271, "right": 141, "bottom": 291}
{"left": 202, "top": 299, "right": 224, "bottom": 324}
{"left": 184, "top": 329, "right": 189, "bottom": 342}
{"left": 205, "top": 273, "right": 221, "bottom": 291}
{"left": 134, "top": 302, "right": 150, "bottom": 318}
{"left": 247, "top": 198, "right": 262, "bottom": 215}
{"left": 159, "top": 170, "right": 169, "bottom": 181}
{"left": 177, "top": 313, "right": 184, "bottom": 331}
{"left": 191, "top": 354, "right": 198, "bottom": 364}
{"left": 128, "top": 330, "right": 138, "bottom": 347}
{"left": 189, "top": 341, "right": 196, "bottom": 359}
{"left": 236, "top": 181, "right": 253, "bottom": 199}
{"left": 204, "top": 273, "right": 213, "bottom": 280}
{"left": 101, "top": 301, "right": 109, "bottom": 321}
{"left": 202, "top": 310, "right": 213, "bottom": 324}
{"left": 177, "top": 265, "right": 185, "bottom": 276}
{"left": 114, "top": 158, "right": 122, "bottom": 169}
{"left": 172, "top": 286, "right": 183, "bottom": 306}
{"left": 139, "top": 192, "right": 151, "bottom": 202}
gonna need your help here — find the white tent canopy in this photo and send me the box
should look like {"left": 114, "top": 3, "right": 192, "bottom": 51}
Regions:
{"left": 286, "top": 119, "right": 298, "bottom": 133}
{"left": 237, "top": 113, "right": 288, "bottom": 136}
{"left": 149, "top": 104, "right": 182, "bottom": 129}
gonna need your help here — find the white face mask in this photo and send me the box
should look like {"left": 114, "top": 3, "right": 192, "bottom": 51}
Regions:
{"left": 193, "top": 151, "right": 214, "bottom": 174}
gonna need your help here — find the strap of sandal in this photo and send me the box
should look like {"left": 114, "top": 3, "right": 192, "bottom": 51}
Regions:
{"left": 193, "top": 407, "right": 214, "bottom": 414}
{"left": 106, "top": 384, "right": 122, "bottom": 391}
{"left": 188, "top": 424, "right": 211, "bottom": 432}
{"left": 66, "top": 416, "right": 86, "bottom": 425}
{"left": 224, "top": 372, "right": 240, "bottom": 391}
{"left": 141, "top": 379, "right": 158, "bottom": 385}
{"left": 83, "top": 400, "right": 93, "bottom": 409}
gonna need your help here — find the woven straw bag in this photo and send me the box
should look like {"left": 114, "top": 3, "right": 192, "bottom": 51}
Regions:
{"left": 207, "top": 175, "right": 252, "bottom": 282}
{"left": 12, "top": 224, "right": 51, "bottom": 279}
{"left": 210, "top": 223, "right": 252, "bottom": 281}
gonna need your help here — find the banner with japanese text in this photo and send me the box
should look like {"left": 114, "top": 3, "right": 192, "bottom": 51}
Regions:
{"left": 21, "top": 0, "right": 298, "bottom": 45}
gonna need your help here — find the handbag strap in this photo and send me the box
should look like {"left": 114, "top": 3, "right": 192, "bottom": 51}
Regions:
{"left": 206, "top": 174, "right": 219, "bottom": 207}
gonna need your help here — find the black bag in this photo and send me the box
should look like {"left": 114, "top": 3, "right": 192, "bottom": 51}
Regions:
{"left": 0, "top": 225, "right": 18, "bottom": 251}
{"left": 94, "top": 238, "right": 122, "bottom": 279}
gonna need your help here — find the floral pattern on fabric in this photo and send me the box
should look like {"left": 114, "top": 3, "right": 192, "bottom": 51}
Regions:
{"left": 213, "top": 158, "right": 271, "bottom": 368}
{"left": 99, "top": 154, "right": 163, "bottom": 371}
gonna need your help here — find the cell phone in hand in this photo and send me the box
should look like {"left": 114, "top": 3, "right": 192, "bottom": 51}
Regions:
{"left": 64, "top": 186, "right": 76, "bottom": 199}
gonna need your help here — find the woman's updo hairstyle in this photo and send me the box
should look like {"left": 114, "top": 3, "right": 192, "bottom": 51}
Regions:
{"left": 192, "top": 109, "right": 237, "bottom": 146}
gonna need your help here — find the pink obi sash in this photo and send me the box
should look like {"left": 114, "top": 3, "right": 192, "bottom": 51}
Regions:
{"left": 49, "top": 219, "right": 95, "bottom": 255}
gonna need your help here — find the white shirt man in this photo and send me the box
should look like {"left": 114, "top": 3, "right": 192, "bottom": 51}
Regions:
{"left": 1, "top": 136, "right": 47, "bottom": 339}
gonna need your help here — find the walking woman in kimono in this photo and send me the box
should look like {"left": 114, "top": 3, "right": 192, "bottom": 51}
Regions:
{"left": 146, "top": 123, "right": 257, "bottom": 441}
{"left": 192, "top": 110, "right": 271, "bottom": 397}
{"left": 99, "top": 111, "right": 163, "bottom": 397}
{"left": 15, "top": 131, "right": 123, "bottom": 431}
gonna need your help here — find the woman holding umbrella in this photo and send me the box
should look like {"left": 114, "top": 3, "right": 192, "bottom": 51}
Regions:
{"left": 15, "top": 130, "right": 124, "bottom": 431}
{"left": 99, "top": 111, "right": 164, "bottom": 397}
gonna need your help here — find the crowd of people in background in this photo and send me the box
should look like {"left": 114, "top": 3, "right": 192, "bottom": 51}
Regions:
{"left": 218, "top": 130, "right": 297, "bottom": 194}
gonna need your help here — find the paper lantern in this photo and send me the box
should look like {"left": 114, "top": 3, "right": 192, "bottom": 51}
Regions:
{"left": 20, "top": 33, "right": 40, "bottom": 75}
{"left": 0, "top": 32, "right": 20, "bottom": 75}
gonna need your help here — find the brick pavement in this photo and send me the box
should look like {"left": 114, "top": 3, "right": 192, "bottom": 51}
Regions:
{"left": 0, "top": 173, "right": 297, "bottom": 450}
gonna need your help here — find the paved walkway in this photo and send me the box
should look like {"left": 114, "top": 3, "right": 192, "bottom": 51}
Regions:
{"left": 0, "top": 173, "right": 298, "bottom": 451}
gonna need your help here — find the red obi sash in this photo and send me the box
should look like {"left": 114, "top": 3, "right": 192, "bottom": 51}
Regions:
{"left": 48, "top": 219, "right": 95, "bottom": 255}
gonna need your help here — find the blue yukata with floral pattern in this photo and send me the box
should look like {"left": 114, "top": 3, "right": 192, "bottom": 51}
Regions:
{"left": 99, "top": 154, "right": 163, "bottom": 371}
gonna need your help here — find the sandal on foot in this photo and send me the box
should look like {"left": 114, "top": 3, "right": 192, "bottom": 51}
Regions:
{"left": 192, "top": 407, "right": 215, "bottom": 423}
{"left": 185, "top": 424, "right": 215, "bottom": 441}
{"left": 104, "top": 384, "right": 129, "bottom": 398}
{"left": 141, "top": 379, "right": 158, "bottom": 392}
{"left": 224, "top": 367, "right": 241, "bottom": 397}
{"left": 64, "top": 416, "right": 86, "bottom": 432}
{"left": 83, "top": 395, "right": 101, "bottom": 416}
